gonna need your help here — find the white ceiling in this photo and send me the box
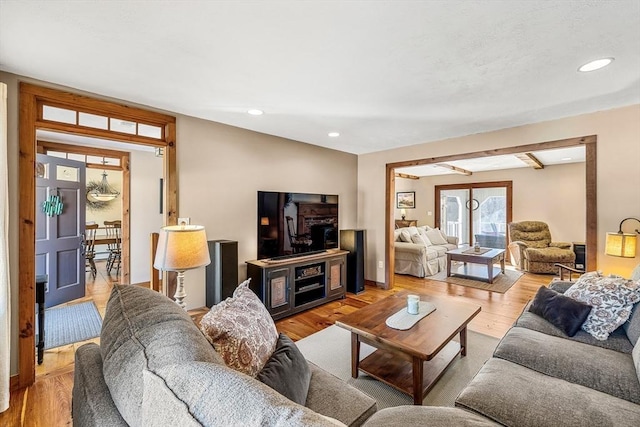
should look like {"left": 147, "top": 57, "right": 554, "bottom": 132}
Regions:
{"left": 1, "top": 1, "right": 639, "bottom": 155}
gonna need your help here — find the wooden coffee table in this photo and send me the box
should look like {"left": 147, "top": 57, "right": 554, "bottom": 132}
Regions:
{"left": 446, "top": 247, "right": 506, "bottom": 284}
{"left": 335, "top": 291, "right": 481, "bottom": 405}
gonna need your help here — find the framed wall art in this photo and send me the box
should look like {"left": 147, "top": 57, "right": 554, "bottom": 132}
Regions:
{"left": 396, "top": 191, "right": 415, "bottom": 209}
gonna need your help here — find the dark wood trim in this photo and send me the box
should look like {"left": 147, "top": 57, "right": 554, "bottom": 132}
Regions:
{"left": 10, "top": 375, "right": 19, "bottom": 392}
{"left": 434, "top": 181, "right": 513, "bottom": 252}
{"left": 585, "top": 142, "right": 597, "bottom": 271}
{"left": 18, "top": 82, "right": 178, "bottom": 389}
{"left": 384, "top": 164, "right": 395, "bottom": 290}
{"left": 385, "top": 135, "right": 597, "bottom": 289}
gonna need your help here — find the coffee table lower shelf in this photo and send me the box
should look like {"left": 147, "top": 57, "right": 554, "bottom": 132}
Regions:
{"left": 358, "top": 340, "right": 462, "bottom": 403}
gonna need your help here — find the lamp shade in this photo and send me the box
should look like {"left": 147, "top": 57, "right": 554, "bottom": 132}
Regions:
{"left": 154, "top": 225, "right": 211, "bottom": 271}
{"left": 605, "top": 232, "right": 637, "bottom": 258}
{"left": 400, "top": 209, "right": 406, "bottom": 216}
{"left": 260, "top": 217, "right": 270, "bottom": 226}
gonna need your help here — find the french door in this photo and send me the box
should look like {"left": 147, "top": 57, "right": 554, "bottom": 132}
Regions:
{"left": 435, "top": 181, "right": 512, "bottom": 250}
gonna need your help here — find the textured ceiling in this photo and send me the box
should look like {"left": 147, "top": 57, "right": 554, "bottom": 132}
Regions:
{"left": 1, "top": 1, "right": 639, "bottom": 154}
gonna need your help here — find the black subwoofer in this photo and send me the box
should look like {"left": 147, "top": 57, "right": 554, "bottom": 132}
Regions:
{"left": 340, "top": 229, "right": 365, "bottom": 294}
{"left": 205, "top": 240, "right": 238, "bottom": 307}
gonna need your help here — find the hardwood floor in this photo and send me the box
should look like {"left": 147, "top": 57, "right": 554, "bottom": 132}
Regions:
{"left": 0, "top": 263, "right": 549, "bottom": 426}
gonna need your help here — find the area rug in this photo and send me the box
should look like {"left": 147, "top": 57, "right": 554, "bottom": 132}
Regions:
{"left": 428, "top": 268, "right": 523, "bottom": 293}
{"left": 44, "top": 301, "right": 102, "bottom": 350}
{"left": 296, "top": 325, "right": 498, "bottom": 408}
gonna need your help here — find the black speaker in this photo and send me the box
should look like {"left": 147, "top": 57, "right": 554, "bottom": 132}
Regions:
{"left": 573, "top": 242, "right": 586, "bottom": 270}
{"left": 205, "top": 240, "right": 238, "bottom": 307}
{"left": 340, "top": 229, "right": 365, "bottom": 294}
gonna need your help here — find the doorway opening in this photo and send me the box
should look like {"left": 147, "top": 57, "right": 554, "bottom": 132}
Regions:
{"left": 18, "top": 82, "right": 177, "bottom": 389}
{"left": 384, "top": 135, "right": 597, "bottom": 289}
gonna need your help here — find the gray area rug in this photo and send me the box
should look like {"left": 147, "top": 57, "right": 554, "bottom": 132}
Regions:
{"left": 44, "top": 301, "right": 102, "bottom": 350}
{"left": 428, "top": 268, "right": 523, "bottom": 293}
{"left": 296, "top": 325, "right": 498, "bottom": 408}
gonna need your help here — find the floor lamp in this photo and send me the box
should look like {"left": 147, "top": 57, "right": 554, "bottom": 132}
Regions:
{"left": 154, "top": 225, "right": 211, "bottom": 309}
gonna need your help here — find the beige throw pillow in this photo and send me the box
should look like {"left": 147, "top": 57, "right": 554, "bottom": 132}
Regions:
{"left": 200, "top": 279, "right": 278, "bottom": 377}
{"left": 425, "top": 228, "right": 448, "bottom": 245}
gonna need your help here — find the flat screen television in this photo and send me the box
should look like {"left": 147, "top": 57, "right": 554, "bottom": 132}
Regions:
{"left": 257, "top": 191, "right": 339, "bottom": 259}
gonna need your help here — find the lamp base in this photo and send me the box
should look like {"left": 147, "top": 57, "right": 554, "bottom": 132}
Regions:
{"left": 174, "top": 270, "right": 187, "bottom": 310}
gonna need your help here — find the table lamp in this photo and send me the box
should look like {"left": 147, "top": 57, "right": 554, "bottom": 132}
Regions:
{"left": 605, "top": 217, "right": 639, "bottom": 258}
{"left": 401, "top": 209, "right": 406, "bottom": 220}
{"left": 154, "top": 224, "right": 211, "bottom": 309}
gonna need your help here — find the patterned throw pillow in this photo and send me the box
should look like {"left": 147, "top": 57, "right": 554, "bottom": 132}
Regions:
{"left": 565, "top": 272, "right": 640, "bottom": 340}
{"left": 200, "top": 279, "right": 278, "bottom": 377}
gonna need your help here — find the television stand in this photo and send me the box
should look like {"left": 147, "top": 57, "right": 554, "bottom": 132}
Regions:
{"left": 246, "top": 250, "right": 347, "bottom": 320}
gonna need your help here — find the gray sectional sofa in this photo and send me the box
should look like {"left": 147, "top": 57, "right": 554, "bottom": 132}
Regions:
{"left": 73, "top": 278, "right": 640, "bottom": 426}
{"left": 454, "top": 280, "right": 640, "bottom": 427}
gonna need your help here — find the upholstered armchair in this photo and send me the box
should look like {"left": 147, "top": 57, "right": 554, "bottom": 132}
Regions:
{"left": 508, "top": 221, "right": 576, "bottom": 274}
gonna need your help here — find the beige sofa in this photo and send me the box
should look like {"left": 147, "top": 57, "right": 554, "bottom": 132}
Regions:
{"left": 394, "top": 226, "right": 459, "bottom": 278}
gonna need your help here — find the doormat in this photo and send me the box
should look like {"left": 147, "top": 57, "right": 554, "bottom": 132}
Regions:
{"left": 428, "top": 269, "right": 523, "bottom": 293}
{"left": 44, "top": 301, "right": 102, "bottom": 350}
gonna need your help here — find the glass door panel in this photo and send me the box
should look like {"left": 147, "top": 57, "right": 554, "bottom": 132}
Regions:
{"left": 439, "top": 189, "right": 470, "bottom": 245}
{"left": 471, "top": 187, "right": 507, "bottom": 249}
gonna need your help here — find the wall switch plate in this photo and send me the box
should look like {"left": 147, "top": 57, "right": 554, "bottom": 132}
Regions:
{"left": 378, "top": 261, "right": 384, "bottom": 269}
{"left": 178, "top": 217, "right": 190, "bottom": 225}
{"left": 427, "top": 211, "right": 432, "bottom": 216}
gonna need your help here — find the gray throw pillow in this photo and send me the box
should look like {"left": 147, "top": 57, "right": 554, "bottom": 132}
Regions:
{"left": 257, "top": 333, "right": 311, "bottom": 406}
{"left": 529, "top": 286, "right": 592, "bottom": 337}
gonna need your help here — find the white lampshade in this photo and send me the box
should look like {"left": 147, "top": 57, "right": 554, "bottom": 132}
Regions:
{"left": 154, "top": 225, "right": 211, "bottom": 271}
{"left": 400, "top": 209, "right": 406, "bottom": 216}
{"left": 605, "top": 232, "right": 637, "bottom": 258}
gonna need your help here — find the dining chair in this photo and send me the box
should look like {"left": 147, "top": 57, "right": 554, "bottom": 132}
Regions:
{"left": 85, "top": 223, "right": 99, "bottom": 277}
{"left": 104, "top": 220, "right": 122, "bottom": 275}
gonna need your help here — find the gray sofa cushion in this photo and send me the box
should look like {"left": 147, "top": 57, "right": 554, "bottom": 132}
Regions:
{"left": 634, "top": 340, "right": 640, "bottom": 386}
{"left": 494, "top": 327, "right": 640, "bottom": 403}
{"left": 258, "top": 333, "right": 312, "bottom": 406}
{"left": 624, "top": 302, "right": 640, "bottom": 346}
{"left": 305, "top": 362, "right": 377, "bottom": 427}
{"left": 142, "top": 361, "right": 345, "bottom": 426}
{"left": 456, "top": 358, "right": 640, "bottom": 427}
{"left": 528, "top": 286, "right": 591, "bottom": 336}
{"left": 363, "top": 406, "right": 500, "bottom": 426}
{"left": 100, "top": 284, "right": 222, "bottom": 426}
{"left": 515, "top": 304, "right": 635, "bottom": 354}
{"left": 72, "top": 343, "right": 128, "bottom": 427}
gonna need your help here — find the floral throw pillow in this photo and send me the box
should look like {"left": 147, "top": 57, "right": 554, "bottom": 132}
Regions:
{"left": 200, "top": 279, "right": 278, "bottom": 377}
{"left": 565, "top": 272, "right": 640, "bottom": 340}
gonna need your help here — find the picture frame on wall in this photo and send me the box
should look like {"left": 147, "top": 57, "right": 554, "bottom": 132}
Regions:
{"left": 396, "top": 191, "right": 415, "bottom": 208}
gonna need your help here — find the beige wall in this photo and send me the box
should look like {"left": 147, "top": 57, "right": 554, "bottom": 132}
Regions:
{"left": 395, "top": 162, "right": 586, "bottom": 244}
{"left": 359, "top": 105, "right": 640, "bottom": 283}
{"left": 1, "top": 71, "right": 357, "bottom": 375}
{"left": 175, "top": 115, "right": 358, "bottom": 309}
{"left": 129, "top": 150, "right": 164, "bottom": 284}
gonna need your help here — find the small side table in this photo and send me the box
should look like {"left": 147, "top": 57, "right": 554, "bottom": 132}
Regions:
{"left": 36, "top": 274, "right": 48, "bottom": 365}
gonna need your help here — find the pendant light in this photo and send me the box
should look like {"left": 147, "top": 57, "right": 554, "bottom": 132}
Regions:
{"left": 89, "top": 158, "right": 120, "bottom": 201}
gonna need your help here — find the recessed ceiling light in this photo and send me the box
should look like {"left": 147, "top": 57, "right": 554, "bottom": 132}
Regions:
{"left": 578, "top": 58, "right": 614, "bottom": 72}
{"left": 328, "top": 132, "right": 340, "bottom": 137}
{"left": 561, "top": 157, "right": 572, "bottom": 161}
{"left": 247, "top": 109, "right": 264, "bottom": 116}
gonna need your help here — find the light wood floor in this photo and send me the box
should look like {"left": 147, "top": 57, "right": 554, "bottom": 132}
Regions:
{"left": 0, "top": 262, "right": 550, "bottom": 426}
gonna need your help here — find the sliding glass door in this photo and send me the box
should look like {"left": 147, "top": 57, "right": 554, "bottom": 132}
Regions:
{"left": 436, "top": 181, "right": 512, "bottom": 249}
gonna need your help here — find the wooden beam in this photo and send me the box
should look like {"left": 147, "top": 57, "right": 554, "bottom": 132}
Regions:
{"left": 394, "top": 172, "right": 420, "bottom": 180}
{"left": 436, "top": 163, "right": 472, "bottom": 175}
{"left": 515, "top": 152, "right": 544, "bottom": 169}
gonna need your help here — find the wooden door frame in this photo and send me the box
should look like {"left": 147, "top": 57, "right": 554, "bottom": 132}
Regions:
{"left": 434, "top": 181, "right": 513, "bottom": 250}
{"left": 18, "top": 82, "right": 177, "bottom": 389}
{"left": 385, "top": 135, "right": 597, "bottom": 289}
